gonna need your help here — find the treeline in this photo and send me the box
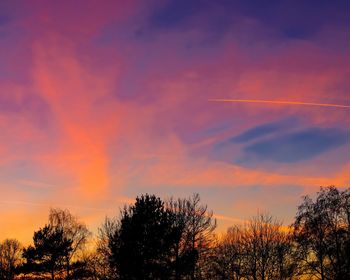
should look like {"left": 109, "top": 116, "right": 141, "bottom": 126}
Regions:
{"left": 0, "top": 186, "right": 349, "bottom": 279}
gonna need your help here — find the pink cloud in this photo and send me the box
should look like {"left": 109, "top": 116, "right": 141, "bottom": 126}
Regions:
{"left": 1, "top": 1, "right": 350, "bottom": 242}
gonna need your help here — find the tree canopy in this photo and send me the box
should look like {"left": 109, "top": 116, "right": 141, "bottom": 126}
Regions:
{"left": 22, "top": 225, "right": 73, "bottom": 280}
{"left": 1, "top": 186, "right": 350, "bottom": 280}
{"left": 109, "top": 194, "right": 183, "bottom": 280}
{"left": 293, "top": 186, "right": 350, "bottom": 280}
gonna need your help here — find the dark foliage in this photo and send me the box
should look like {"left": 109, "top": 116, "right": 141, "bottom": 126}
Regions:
{"left": 109, "top": 194, "right": 183, "bottom": 280}
{"left": 21, "top": 225, "right": 73, "bottom": 280}
{"left": 2, "top": 186, "right": 350, "bottom": 280}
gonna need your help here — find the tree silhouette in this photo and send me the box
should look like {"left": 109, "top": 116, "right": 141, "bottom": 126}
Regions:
{"left": 0, "top": 239, "right": 22, "bottom": 280}
{"left": 48, "top": 208, "right": 91, "bottom": 278}
{"left": 241, "top": 213, "right": 295, "bottom": 280}
{"left": 166, "top": 193, "right": 216, "bottom": 279}
{"left": 22, "top": 225, "right": 73, "bottom": 280}
{"left": 293, "top": 186, "right": 350, "bottom": 280}
{"left": 0, "top": 186, "right": 348, "bottom": 279}
{"left": 109, "top": 194, "right": 182, "bottom": 280}
{"left": 210, "top": 226, "right": 245, "bottom": 280}
{"left": 210, "top": 213, "right": 296, "bottom": 280}
{"left": 96, "top": 217, "right": 120, "bottom": 279}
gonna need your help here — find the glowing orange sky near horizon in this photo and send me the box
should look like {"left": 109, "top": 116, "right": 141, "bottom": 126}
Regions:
{"left": 1, "top": 0, "right": 350, "bottom": 244}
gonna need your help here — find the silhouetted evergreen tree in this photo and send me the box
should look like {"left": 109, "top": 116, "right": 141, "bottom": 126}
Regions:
{"left": 109, "top": 194, "right": 182, "bottom": 280}
{"left": 21, "top": 225, "right": 73, "bottom": 280}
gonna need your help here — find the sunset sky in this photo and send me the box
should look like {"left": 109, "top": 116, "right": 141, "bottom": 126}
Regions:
{"left": 1, "top": 0, "right": 350, "bottom": 244}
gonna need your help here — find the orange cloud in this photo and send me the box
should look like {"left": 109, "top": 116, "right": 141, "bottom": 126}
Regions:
{"left": 1, "top": 1, "right": 350, "bottom": 244}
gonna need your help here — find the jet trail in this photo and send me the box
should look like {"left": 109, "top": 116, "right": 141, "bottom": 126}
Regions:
{"left": 208, "top": 99, "right": 350, "bottom": 109}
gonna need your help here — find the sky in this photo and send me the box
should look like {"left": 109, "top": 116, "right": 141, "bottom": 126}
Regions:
{"left": 1, "top": 0, "right": 350, "bottom": 244}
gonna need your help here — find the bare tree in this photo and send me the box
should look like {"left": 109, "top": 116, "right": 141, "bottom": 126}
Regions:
{"left": 0, "top": 239, "right": 22, "bottom": 280}
{"left": 48, "top": 208, "right": 91, "bottom": 279}
{"left": 211, "top": 226, "right": 245, "bottom": 280}
{"left": 272, "top": 229, "right": 298, "bottom": 280}
{"left": 96, "top": 216, "right": 120, "bottom": 279}
{"left": 293, "top": 186, "right": 350, "bottom": 280}
{"left": 167, "top": 193, "right": 217, "bottom": 280}
{"left": 240, "top": 213, "right": 295, "bottom": 280}
{"left": 209, "top": 213, "right": 296, "bottom": 280}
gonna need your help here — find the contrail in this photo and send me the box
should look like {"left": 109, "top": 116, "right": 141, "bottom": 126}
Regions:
{"left": 208, "top": 99, "right": 350, "bottom": 109}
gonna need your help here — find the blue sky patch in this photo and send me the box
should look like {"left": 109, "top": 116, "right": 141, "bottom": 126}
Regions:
{"left": 244, "top": 127, "right": 350, "bottom": 163}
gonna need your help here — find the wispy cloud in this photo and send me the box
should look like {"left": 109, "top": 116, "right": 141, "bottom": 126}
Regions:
{"left": 0, "top": 0, "right": 350, "bottom": 242}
